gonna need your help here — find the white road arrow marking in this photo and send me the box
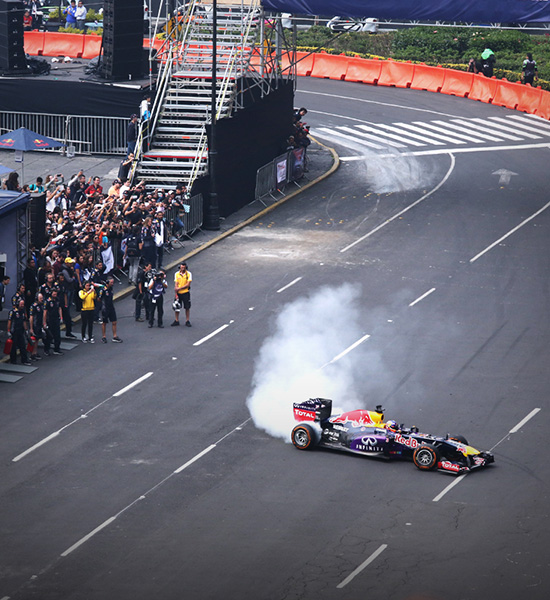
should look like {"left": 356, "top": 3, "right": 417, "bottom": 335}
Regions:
{"left": 492, "top": 169, "right": 518, "bottom": 185}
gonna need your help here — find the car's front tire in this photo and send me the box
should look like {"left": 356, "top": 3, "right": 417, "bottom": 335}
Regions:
{"left": 291, "top": 424, "right": 318, "bottom": 450}
{"left": 413, "top": 444, "right": 441, "bottom": 470}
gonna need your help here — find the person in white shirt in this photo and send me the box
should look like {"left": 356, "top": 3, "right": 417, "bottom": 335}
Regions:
{"left": 75, "top": 1, "right": 87, "bottom": 31}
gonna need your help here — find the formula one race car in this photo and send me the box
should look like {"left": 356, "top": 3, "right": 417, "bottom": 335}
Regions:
{"left": 291, "top": 399, "right": 494, "bottom": 474}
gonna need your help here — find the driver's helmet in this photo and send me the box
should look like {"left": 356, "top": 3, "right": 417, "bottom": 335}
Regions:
{"left": 172, "top": 299, "right": 182, "bottom": 312}
{"left": 386, "top": 420, "right": 399, "bottom": 433}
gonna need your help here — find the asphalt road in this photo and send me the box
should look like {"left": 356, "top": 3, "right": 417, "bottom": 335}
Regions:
{"left": 1, "top": 78, "right": 549, "bottom": 600}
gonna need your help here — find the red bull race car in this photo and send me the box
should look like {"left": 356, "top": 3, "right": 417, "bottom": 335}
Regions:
{"left": 291, "top": 399, "right": 494, "bottom": 474}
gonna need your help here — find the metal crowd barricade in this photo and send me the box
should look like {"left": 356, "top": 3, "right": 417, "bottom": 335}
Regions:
{"left": 254, "top": 147, "right": 307, "bottom": 204}
{"left": 0, "top": 111, "right": 127, "bottom": 155}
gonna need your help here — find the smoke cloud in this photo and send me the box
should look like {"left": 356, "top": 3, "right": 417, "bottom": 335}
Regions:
{"left": 246, "top": 283, "right": 376, "bottom": 441}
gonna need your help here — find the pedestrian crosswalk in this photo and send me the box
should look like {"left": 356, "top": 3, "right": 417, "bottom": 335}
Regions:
{"left": 314, "top": 113, "right": 550, "bottom": 154}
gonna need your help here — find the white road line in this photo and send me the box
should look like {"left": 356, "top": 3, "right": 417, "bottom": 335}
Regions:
{"left": 418, "top": 121, "right": 484, "bottom": 143}
{"left": 13, "top": 372, "right": 154, "bottom": 462}
{"left": 509, "top": 408, "right": 541, "bottom": 433}
{"left": 453, "top": 118, "right": 525, "bottom": 141}
{"left": 392, "top": 121, "right": 464, "bottom": 145}
{"left": 61, "top": 516, "right": 117, "bottom": 557}
{"left": 277, "top": 277, "right": 302, "bottom": 293}
{"left": 298, "top": 89, "right": 461, "bottom": 118}
{"left": 113, "top": 372, "right": 153, "bottom": 397}
{"left": 366, "top": 122, "right": 445, "bottom": 146}
{"left": 489, "top": 116, "right": 550, "bottom": 137}
{"left": 409, "top": 288, "right": 436, "bottom": 307}
{"left": 377, "top": 141, "right": 550, "bottom": 159}
{"left": 508, "top": 113, "right": 550, "bottom": 131}
{"left": 432, "top": 120, "right": 504, "bottom": 142}
{"left": 432, "top": 474, "right": 468, "bottom": 503}
{"left": 434, "top": 409, "right": 541, "bottom": 502}
{"left": 174, "top": 444, "right": 216, "bottom": 473}
{"left": 358, "top": 124, "right": 426, "bottom": 146}
{"left": 339, "top": 125, "right": 406, "bottom": 148}
{"left": 316, "top": 127, "right": 385, "bottom": 150}
{"left": 340, "top": 153, "right": 455, "bottom": 253}
{"left": 469, "top": 200, "right": 550, "bottom": 263}
{"left": 336, "top": 544, "right": 388, "bottom": 588}
{"left": 327, "top": 334, "right": 371, "bottom": 366}
{"left": 58, "top": 421, "right": 250, "bottom": 559}
{"left": 193, "top": 323, "right": 232, "bottom": 346}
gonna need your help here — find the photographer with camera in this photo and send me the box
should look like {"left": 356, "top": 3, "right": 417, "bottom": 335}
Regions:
{"left": 147, "top": 269, "right": 167, "bottom": 328}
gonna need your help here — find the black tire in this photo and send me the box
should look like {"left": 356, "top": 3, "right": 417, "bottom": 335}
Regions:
{"left": 413, "top": 444, "right": 441, "bottom": 471}
{"left": 449, "top": 435, "right": 469, "bottom": 445}
{"left": 291, "top": 424, "right": 318, "bottom": 450}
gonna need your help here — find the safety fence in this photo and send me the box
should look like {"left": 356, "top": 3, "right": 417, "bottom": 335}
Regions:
{"left": 23, "top": 31, "right": 164, "bottom": 59}
{"left": 0, "top": 111, "right": 126, "bottom": 155}
{"left": 255, "top": 147, "right": 307, "bottom": 203}
{"left": 282, "top": 51, "right": 550, "bottom": 121}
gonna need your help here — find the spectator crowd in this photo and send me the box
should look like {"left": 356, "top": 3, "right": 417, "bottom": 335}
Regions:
{"left": 1, "top": 166, "right": 193, "bottom": 365}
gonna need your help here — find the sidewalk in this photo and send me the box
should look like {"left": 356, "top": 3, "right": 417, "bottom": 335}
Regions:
{"left": 0, "top": 139, "right": 338, "bottom": 335}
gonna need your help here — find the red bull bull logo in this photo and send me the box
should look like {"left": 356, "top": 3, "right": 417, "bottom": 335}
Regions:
{"left": 0, "top": 138, "right": 15, "bottom": 147}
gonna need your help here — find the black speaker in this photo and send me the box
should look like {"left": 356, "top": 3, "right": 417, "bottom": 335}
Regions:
{"left": 101, "top": 0, "right": 144, "bottom": 80}
{"left": 29, "top": 192, "right": 47, "bottom": 250}
{"left": 0, "top": 0, "right": 27, "bottom": 73}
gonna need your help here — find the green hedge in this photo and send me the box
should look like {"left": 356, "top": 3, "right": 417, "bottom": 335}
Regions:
{"left": 296, "top": 26, "right": 550, "bottom": 91}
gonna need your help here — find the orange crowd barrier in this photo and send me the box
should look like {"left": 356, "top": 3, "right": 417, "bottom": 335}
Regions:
{"left": 536, "top": 91, "right": 550, "bottom": 120}
{"left": 469, "top": 74, "right": 500, "bottom": 103}
{"left": 42, "top": 32, "right": 84, "bottom": 58}
{"left": 440, "top": 70, "right": 474, "bottom": 98}
{"left": 492, "top": 78, "right": 525, "bottom": 110}
{"left": 310, "top": 52, "right": 349, "bottom": 80}
{"left": 82, "top": 35, "right": 102, "bottom": 59}
{"left": 377, "top": 59, "right": 414, "bottom": 88}
{"left": 294, "top": 51, "right": 315, "bottom": 77}
{"left": 344, "top": 57, "right": 382, "bottom": 84}
{"left": 24, "top": 30, "right": 45, "bottom": 55}
{"left": 516, "top": 82, "right": 543, "bottom": 114}
{"left": 410, "top": 63, "right": 446, "bottom": 93}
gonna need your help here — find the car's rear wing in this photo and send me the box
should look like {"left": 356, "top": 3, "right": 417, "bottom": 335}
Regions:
{"left": 293, "top": 398, "right": 333, "bottom": 422}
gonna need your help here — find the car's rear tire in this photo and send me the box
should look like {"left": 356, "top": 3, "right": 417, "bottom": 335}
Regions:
{"left": 291, "top": 424, "right": 318, "bottom": 450}
{"left": 449, "top": 435, "right": 469, "bottom": 445}
{"left": 413, "top": 444, "right": 441, "bottom": 470}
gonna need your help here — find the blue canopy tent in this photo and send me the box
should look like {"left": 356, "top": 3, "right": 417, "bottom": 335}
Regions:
{"left": 0, "top": 127, "right": 63, "bottom": 186}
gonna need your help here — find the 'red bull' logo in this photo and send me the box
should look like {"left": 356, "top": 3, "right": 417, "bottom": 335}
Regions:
{"left": 34, "top": 138, "right": 50, "bottom": 148}
{"left": 0, "top": 138, "right": 15, "bottom": 147}
{"left": 330, "top": 410, "right": 377, "bottom": 428}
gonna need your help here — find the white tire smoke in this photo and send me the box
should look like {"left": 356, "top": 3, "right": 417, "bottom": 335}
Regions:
{"left": 246, "top": 283, "right": 371, "bottom": 441}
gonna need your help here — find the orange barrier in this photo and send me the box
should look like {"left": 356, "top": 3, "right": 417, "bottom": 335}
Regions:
{"left": 440, "top": 70, "right": 474, "bottom": 98}
{"left": 468, "top": 74, "right": 499, "bottom": 103}
{"left": 42, "top": 32, "right": 85, "bottom": 58}
{"left": 24, "top": 30, "right": 45, "bottom": 56}
{"left": 310, "top": 52, "right": 348, "bottom": 80}
{"left": 344, "top": 57, "right": 382, "bottom": 84}
{"left": 377, "top": 59, "right": 414, "bottom": 88}
{"left": 492, "top": 78, "right": 525, "bottom": 110}
{"left": 410, "top": 63, "right": 446, "bottom": 93}
{"left": 294, "top": 51, "right": 315, "bottom": 77}
{"left": 82, "top": 35, "right": 102, "bottom": 59}
{"left": 516, "top": 83, "right": 543, "bottom": 114}
{"left": 536, "top": 91, "right": 550, "bottom": 120}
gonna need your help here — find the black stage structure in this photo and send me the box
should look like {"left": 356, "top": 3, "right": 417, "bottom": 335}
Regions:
{"left": 0, "top": 66, "right": 294, "bottom": 218}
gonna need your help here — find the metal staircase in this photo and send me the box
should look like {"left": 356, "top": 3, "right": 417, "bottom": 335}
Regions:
{"left": 134, "top": 0, "right": 265, "bottom": 191}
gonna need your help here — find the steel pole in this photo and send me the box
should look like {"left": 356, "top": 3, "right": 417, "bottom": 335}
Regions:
{"left": 204, "top": 0, "right": 220, "bottom": 230}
